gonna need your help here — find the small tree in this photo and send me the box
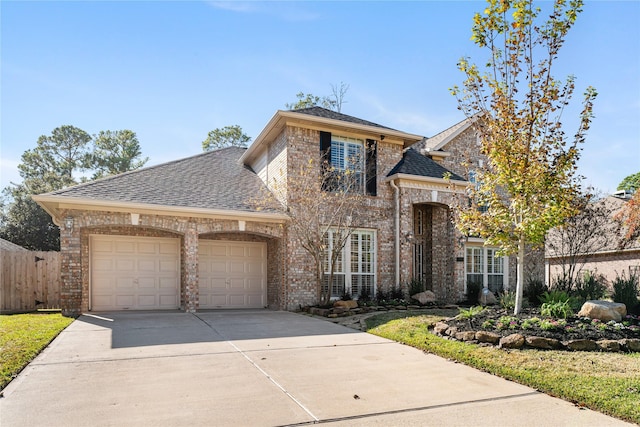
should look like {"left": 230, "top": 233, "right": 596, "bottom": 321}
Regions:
{"left": 202, "top": 125, "right": 251, "bottom": 151}
{"left": 450, "top": 0, "right": 597, "bottom": 314}
{"left": 259, "top": 151, "right": 367, "bottom": 306}
{"left": 546, "top": 191, "right": 619, "bottom": 288}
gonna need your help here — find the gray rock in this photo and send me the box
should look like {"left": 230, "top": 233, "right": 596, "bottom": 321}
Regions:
{"left": 596, "top": 340, "right": 621, "bottom": 352}
{"left": 620, "top": 338, "right": 640, "bottom": 352}
{"left": 563, "top": 339, "right": 597, "bottom": 351}
{"left": 455, "top": 331, "right": 477, "bottom": 341}
{"left": 411, "top": 291, "right": 437, "bottom": 305}
{"left": 577, "top": 300, "right": 627, "bottom": 322}
{"left": 334, "top": 300, "right": 358, "bottom": 309}
{"left": 478, "top": 288, "right": 497, "bottom": 306}
{"left": 499, "top": 333, "right": 525, "bottom": 349}
{"left": 434, "top": 322, "right": 450, "bottom": 335}
{"left": 475, "top": 330, "right": 501, "bottom": 344}
{"left": 525, "top": 336, "right": 562, "bottom": 350}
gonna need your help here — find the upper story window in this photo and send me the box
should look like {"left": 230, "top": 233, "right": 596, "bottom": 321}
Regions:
{"left": 320, "top": 131, "right": 377, "bottom": 196}
{"left": 330, "top": 136, "right": 364, "bottom": 192}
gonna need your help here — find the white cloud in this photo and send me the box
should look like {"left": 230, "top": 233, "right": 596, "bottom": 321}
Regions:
{"left": 207, "top": 1, "right": 319, "bottom": 21}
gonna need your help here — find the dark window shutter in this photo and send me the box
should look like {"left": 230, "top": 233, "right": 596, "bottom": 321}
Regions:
{"left": 365, "top": 139, "right": 377, "bottom": 196}
{"left": 320, "top": 131, "right": 331, "bottom": 163}
{"left": 320, "top": 131, "right": 332, "bottom": 191}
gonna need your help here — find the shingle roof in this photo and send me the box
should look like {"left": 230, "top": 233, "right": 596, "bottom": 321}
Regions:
{"left": 0, "top": 238, "right": 28, "bottom": 251}
{"left": 45, "top": 147, "right": 280, "bottom": 213}
{"left": 387, "top": 148, "right": 465, "bottom": 181}
{"left": 291, "top": 107, "right": 398, "bottom": 131}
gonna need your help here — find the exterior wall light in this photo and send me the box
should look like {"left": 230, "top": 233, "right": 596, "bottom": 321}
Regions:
{"left": 64, "top": 216, "right": 74, "bottom": 231}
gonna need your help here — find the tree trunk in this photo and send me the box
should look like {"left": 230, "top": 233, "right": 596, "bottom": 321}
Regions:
{"left": 514, "top": 238, "right": 526, "bottom": 315}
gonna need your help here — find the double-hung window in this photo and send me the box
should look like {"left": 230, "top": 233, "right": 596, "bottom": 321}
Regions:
{"left": 320, "top": 131, "right": 377, "bottom": 196}
{"left": 466, "top": 246, "right": 508, "bottom": 294}
{"left": 323, "top": 229, "right": 376, "bottom": 298}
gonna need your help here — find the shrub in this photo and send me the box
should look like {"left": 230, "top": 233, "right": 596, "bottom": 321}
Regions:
{"left": 524, "top": 279, "right": 548, "bottom": 307}
{"left": 541, "top": 300, "right": 573, "bottom": 319}
{"left": 573, "top": 272, "right": 608, "bottom": 302}
{"left": 465, "top": 281, "right": 482, "bottom": 305}
{"left": 408, "top": 278, "right": 425, "bottom": 296}
{"left": 358, "top": 287, "right": 372, "bottom": 304}
{"left": 458, "top": 305, "right": 485, "bottom": 320}
{"left": 390, "top": 287, "right": 405, "bottom": 300}
{"left": 340, "top": 292, "right": 352, "bottom": 301}
{"left": 539, "top": 290, "right": 571, "bottom": 305}
{"left": 375, "top": 289, "right": 388, "bottom": 305}
{"left": 499, "top": 291, "right": 516, "bottom": 310}
{"left": 612, "top": 272, "right": 640, "bottom": 314}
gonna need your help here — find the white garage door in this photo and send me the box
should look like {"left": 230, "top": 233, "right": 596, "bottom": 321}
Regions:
{"left": 90, "top": 235, "right": 180, "bottom": 311}
{"left": 199, "top": 240, "right": 267, "bottom": 309}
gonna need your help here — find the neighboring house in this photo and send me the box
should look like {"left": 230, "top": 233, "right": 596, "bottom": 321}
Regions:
{"left": 546, "top": 192, "right": 640, "bottom": 285}
{"left": 0, "top": 238, "right": 28, "bottom": 252}
{"left": 34, "top": 107, "right": 543, "bottom": 316}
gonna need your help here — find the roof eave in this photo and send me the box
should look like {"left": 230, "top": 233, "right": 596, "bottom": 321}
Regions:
{"left": 384, "top": 173, "right": 469, "bottom": 189}
{"left": 32, "top": 194, "right": 290, "bottom": 224}
{"left": 240, "top": 110, "right": 425, "bottom": 164}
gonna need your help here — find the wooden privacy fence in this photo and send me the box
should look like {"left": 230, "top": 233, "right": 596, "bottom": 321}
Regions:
{"left": 1, "top": 251, "right": 61, "bottom": 313}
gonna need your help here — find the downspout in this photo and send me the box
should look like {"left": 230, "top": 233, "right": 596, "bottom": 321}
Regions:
{"left": 389, "top": 179, "right": 400, "bottom": 287}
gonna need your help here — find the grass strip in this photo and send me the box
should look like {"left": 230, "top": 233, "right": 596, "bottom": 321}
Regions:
{"left": 366, "top": 313, "right": 640, "bottom": 424}
{"left": 1, "top": 313, "right": 74, "bottom": 390}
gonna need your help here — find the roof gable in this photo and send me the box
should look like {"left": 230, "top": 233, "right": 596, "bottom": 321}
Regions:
{"left": 387, "top": 148, "right": 465, "bottom": 181}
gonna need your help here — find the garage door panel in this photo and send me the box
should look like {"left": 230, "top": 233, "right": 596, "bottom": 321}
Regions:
{"left": 230, "top": 261, "right": 245, "bottom": 274}
{"left": 159, "top": 260, "right": 178, "bottom": 272}
{"left": 115, "top": 241, "right": 135, "bottom": 253}
{"left": 91, "top": 235, "right": 179, "bottom": 311}
{"left": 115, "top": 258, "right": 135, "bottom": 272}
{"left": 199, "top": 240, "right": 266, "bottom": 309}
{"left": 93, "top": 258, "right": 113, "bottom": 271}
{"left": 138, "top": 259, "right": 156, "bottom": 272}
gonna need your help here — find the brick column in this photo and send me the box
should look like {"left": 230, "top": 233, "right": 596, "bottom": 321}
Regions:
{"left": 60, "top": 218, "right": 82, "bottom": 317}
{"left": 182, "top": 223, "right": 199, "bottom": 312}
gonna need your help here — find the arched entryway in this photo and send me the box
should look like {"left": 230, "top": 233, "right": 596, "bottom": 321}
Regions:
{"left": 411, "top": 203, "right": 455, "bottom": 300}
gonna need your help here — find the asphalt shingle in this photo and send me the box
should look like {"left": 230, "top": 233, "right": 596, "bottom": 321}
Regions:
{"left": 291, "top": 106, "right": 399, "bottom": 131}
{"left": 47, "top": 147, "right": 279, "bottom": 213}
{"left": 387, "top": 148, "right": 465, "bottom": 181}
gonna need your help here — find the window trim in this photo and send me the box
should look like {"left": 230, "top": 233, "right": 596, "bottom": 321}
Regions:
{"left": 323, "top": 229, "right": 377, "bottom": 299}
{"left": 465, "top": 245, "right": 509, "bottom": 293}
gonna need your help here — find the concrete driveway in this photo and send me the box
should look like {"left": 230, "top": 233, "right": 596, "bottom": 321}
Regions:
{"left": 0, "top": 310, "right": 633, "bottom": 427}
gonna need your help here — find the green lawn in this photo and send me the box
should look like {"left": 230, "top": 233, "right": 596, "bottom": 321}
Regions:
{"left": 0, "top": 313, "right": 73, "bottom": 391}
{"left": 366, "top": 312, "right": 640, "bottom": 425}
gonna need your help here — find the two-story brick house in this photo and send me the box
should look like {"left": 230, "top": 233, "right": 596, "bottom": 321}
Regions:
{"left": 34, "top": 107, "right": 541, "bottom": 316}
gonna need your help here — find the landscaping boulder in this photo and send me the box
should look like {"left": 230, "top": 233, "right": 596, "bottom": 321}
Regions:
{"left": 334, "top": 300, "right": 358, "bottom": 309}
{"left": 577, "top": 300, "right": 626, "bottom": 322}
{"left": 525, "top": 336, "right": 561, "bottom": 350}
{"left": 434, "top": 322, "right": 450, "bottom": 335}
{"left": 620, "top": 339, "right": 640, "bottom": 352}
{"left": 563, "top": 339, "right": 597, "bottom": 351}
{"left": 478, "top": 288, "right": 497, "bottom": 306}
{"left": 455, "top": 331, "right": 477, "bottom": 341}
{"left": 412, "top": 291, "right": 436, "bottom": 305}
{"left": 475, "top": 330, "right": 501, "bottom": 344}
{"left": 499, "top": 333, "right": 525, "bottom": 349}
{"left": 596, "top": 340, "right": 621, "bottom": 352}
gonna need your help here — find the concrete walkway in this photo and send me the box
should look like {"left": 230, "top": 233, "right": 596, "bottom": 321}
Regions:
{"left": 0, "top": 310, "right": 634, "bottom": 426}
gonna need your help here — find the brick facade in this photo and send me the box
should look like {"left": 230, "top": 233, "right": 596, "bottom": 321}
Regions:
{"left": 60, "top": 210, "right": 283, "bottom": 316}
{"left": 53, "top": 112, "right": 545, "bottom": 315}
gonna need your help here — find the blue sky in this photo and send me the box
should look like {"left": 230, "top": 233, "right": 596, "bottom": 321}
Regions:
{"left": 2, "top": 1, "right": 639, "bottom": 194}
